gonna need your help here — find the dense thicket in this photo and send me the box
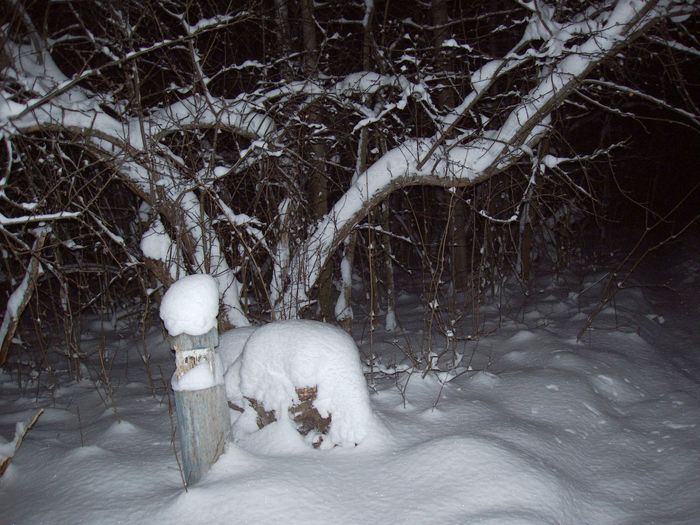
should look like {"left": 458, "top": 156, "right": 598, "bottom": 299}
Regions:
{"left": 1, "top": 0, "right": 698, "bottom": 373}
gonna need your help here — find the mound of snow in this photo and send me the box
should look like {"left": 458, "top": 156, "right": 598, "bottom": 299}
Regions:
{"left": 159, "top": 274, "right": 219, "bottom": 337}
{"left": 235, "top": 320, "right": 373, "bottom": 448}
{"left": 218, "top": 326, "right": 257, "bottom": 373}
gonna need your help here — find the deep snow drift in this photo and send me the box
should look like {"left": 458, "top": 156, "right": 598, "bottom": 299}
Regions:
{"left": 1, "top": 245, "right": 700, "bottom": 524}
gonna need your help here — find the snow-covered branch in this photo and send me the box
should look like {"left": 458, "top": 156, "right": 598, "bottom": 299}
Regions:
{"left": 584, "top": 79, "right": 700, "bottom": 127}
{"left": 1, "top": 25, "right": 273, "bottom": 327}
{"left": 2, "top": 10, "right": 252, "bottom": 124}
{"left": 277, "top": 0, "right": 689, "bottom": 316}
{"left": 0, "top": 210, "right": 80, "bottom": 226}
{"left": 0, "top": 229, "right": 47, "bottom": 366}
{"left": 1, "top": 0, "right": 697, "bottom": 335}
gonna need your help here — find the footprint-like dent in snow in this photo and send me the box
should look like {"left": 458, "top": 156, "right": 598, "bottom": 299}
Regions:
{"left": 589, "top": 374, "right": 644, "bottom": 404}
{"left": 547, "top": 352, "right": 589, "bottom": 373}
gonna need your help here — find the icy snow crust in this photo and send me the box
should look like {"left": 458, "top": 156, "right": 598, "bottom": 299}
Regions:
{"left": 234, "top": 320, "right": 373, "bottom": 448}
{"left": 3, "top": 244, "right": 700, "bottom": 524}
{"left": 159, "top": 274, "right": 219, "bottom": 337}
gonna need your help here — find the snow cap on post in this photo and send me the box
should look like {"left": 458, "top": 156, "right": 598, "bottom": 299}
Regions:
{"left": 159, "top": 274, "right": 219, "bottom": 337}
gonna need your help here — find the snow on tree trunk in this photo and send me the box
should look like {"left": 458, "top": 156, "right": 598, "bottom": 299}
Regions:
{"left": 334, "top": 248, "right": 355, "bottom": 330}
{"left": 0, "top": 229, "right": 47, "bottom": 367}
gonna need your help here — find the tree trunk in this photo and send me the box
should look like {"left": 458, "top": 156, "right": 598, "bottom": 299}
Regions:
{"left": 433, "top": 0, "right": 468, "bottom": 291}
{"left": 274, "top": 0, "right": 293, "bottom": 78}
{"left": 171, "top": 328, "right": 230, "bottom": 486}
{"left": 380, "top": 201, "right": 397, "bottom": 332}
{"left": 336, "top": 0, "right": 375, "bottom": 331}
{"left": 301, "top": 0, "right": 333, "bottom": 321}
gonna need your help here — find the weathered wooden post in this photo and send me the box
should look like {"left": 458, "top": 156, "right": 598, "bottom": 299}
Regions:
{"left": 160, "top": 274, "right": 231, "bottom": 486}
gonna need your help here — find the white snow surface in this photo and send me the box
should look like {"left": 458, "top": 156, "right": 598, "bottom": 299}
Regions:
{"left": 159, "top": 274, "right": 219, "bottom": 337}
{"left": 171, "top": 354, "right": 224, "bottom": 392}
{"left": 234, "top": 320, "right": 374, "bottom": 448}
{"left": 2, "top": 242, "right": 700, "bottom": 524}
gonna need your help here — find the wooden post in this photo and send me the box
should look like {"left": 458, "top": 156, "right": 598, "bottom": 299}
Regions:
{"left": 171, "top": 327, "right": 230, "bottom": 486}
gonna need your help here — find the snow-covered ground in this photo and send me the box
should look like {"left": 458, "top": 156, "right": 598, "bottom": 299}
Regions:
{"left": 1, "top": 244, "right": 700, "bottom": 525}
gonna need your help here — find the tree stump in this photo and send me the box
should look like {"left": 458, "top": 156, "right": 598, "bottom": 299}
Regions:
{"left": 246, "top": 385, "right": 332, "bottom": 448}
{"left": 171, "top": 328, "right": 230, "bottom": 485}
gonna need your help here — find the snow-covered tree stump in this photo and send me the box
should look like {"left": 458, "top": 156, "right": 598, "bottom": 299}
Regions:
{"left": 244, "top": 385, "right": 332, "bottom": 448}
{"left": 160, "top": 275, "right": 230, "bottom": 486}
{"left": 228, "top": 320, "right": 373, "bottom": 449}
